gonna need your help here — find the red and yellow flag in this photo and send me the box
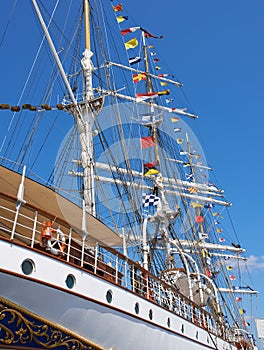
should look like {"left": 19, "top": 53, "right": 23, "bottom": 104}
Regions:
{"left": 132, "top": 73, "right": 147, "bottom": 83}
{"left": 113, "top": 3, "right": 123, "bottom": 12}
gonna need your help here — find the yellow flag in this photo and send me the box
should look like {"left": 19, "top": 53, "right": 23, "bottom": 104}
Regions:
{"left": 160, "top": 82, "right": 167, "bottom": 86}
{"left": 117, "top": 16, "right": 128, "bottom": 23}
{"left": 144, "top": 169, "right": 159, "bottom": 176}
{"left": 125, "top": 38, "right": 138, "bottom": 50}
{"left": 158, "top": 89, "right": 170, "bottom": 95}
{"left": 189, "top": 187, "right": 198, "bottom": 194}
{"left": 191, "top": 202, "right": 204, "bottom": 208}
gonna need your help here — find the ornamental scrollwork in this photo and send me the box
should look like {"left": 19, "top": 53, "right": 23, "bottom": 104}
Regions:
{"left": 0, "top": 301, "right": 99, "bottom": 349}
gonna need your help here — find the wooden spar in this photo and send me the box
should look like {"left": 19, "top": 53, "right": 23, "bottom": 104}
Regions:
{"left": 31, "top": 0, "right": 79, "bottom": 109}
{"left": 142, "top": 32, "right": 153, "bottom": 94}
{"left": 105, "top": 61, "right": 183, "bottom": 87}
{"left": 142, "top": 32, "right": 154, "bottom": 270}
{"left": 165, "top": 157, "right": 213, "bottom": 170}
{"left": 84, "top": 0, "right": 91, "bottom": 51}
{"left": 218, "top": 288, "right": 258, "bottom": 294}
{"left": 95, "top": 88, "right": 198, "bottom": 118}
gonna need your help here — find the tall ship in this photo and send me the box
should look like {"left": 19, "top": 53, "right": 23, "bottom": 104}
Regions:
{"left": 0, "top": 1, "right": 259, "bottom": 349}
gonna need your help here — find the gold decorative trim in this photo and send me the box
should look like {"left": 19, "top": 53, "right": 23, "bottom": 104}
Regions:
{"left": 0, "top": 296, "right": 104, "bottom": 349}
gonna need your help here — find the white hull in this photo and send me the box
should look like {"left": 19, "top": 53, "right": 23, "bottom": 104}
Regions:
{"left": 0, "top": 238, "right": 236, "bottom": 350}
{"left": 0, "top": 0, "right": 258, "bottom": 348}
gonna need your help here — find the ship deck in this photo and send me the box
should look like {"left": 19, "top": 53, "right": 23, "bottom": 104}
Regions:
{"left": 0, "top": 166, "right": 247, "bottom": 348}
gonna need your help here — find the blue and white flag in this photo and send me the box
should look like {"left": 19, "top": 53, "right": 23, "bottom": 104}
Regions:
{"left": 142, "top": 193, "right": 160, "bottom": 207}
{"left": 129, "top": 56, "right": 141, "bottom": 65}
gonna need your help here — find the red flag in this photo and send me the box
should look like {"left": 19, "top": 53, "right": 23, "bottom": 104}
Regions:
{"left": 132, "top": 73, "right": 147, "bottom": 83}
{"left": 196, "top": 216, "right": 204, "bottom": 223}
{"left": 136, "top": 90, "right": 169, "bottom": 101}
{"left": 141, "top": 28, "right": 163, "bottom": 39}
{"left": 205, "top": 268, "right": 212, "bottom": 278}
{"left": 141, "top": 136, "right": 156, "bottom": 148}
{"left": 113, "top": 3, "right": 123, "bottom": 11}
{"left": 229, "top": 275, "right": 236, "bottom": 281}
{"left": 136, "top": 92, "right": 159, "bottom": 101}
{"left": 236, "top": 297, "right": 242, "bottom": 302}
{"left": 121, "top": 26, "right": 140, "bottom": 35}
{"left": 158, "top": 73, "right": 174, "bottom": 78}
{"left": 144, "top": 160, "right": 158, "bottom": 168}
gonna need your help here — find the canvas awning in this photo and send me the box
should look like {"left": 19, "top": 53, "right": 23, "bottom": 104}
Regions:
{"left": 0, "top": 165, "right": 121, "bottom": 247}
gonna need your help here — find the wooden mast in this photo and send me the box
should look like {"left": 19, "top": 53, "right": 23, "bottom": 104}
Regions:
{"left": 142, "top": 32, "right": 160, "bottom": 164}
{"left": 84, "top": 0, "right": 91, "bottom": 51}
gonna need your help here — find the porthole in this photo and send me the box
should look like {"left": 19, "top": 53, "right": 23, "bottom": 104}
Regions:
{"left": 21, "top": 259, "right": 34, "bottom": 275}
{"left": 149, "top": 309, "right": 153, "bottom": 320}
{"left": 65, "top": 274, "right": 76, "bottom": 289}
{"left": 106, "top": 290, "right": 113, "bottom": 303}
{"left": 181, "top": 324, "right": 184, "bottom": 333}
{"left": 134, "top": 302, "right": 140, "bottom": 315}
{"left": 167, "top": 317, "right": 171, "bottom": 328}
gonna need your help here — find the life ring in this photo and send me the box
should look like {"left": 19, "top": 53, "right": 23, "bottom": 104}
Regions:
{"left": 41, "top": 222, "right": 66, "bottom": 256}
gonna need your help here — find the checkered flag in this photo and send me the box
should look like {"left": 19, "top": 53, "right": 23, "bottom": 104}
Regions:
{"left": 142, "top": 193, "right": 160, "bottom": 208}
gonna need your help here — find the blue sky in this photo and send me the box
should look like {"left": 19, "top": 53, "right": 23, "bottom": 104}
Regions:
{"left": 0, "top": 0, "right": 263, "bottom": 333}
{"left": 121, "top": 0, "right": 264, "bottom": 326}
{"left": 124, "top": 0, "right": 264, "bottom": 319}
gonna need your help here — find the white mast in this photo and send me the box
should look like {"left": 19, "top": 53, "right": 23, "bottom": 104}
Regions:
{"left": 77, "top": 0, "right": 96, "bottom": 216}
{"left": 32, "top": 0, "right": 98, "bottom": 216}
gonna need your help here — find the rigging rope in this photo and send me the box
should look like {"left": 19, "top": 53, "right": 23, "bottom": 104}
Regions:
{"left": 0, "top": 0, "right": 18, "bottom": 48}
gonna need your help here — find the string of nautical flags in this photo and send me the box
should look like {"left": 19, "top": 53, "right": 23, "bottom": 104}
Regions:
{"left": 112, "top": 5, "right": 250, "bottom": 312}
{"left": 111, "top": 2, "right": 178, "bottom": 98}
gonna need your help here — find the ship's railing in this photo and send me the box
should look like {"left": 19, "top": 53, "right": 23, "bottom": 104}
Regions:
{"left": 0, "top": 199, "right": 239, "bottom": 343}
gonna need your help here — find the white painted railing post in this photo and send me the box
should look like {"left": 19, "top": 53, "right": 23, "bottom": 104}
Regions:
{"left": 67, "top": 228, "right": 72, "bottom": 262}
{"left": 94, "top": 243, "right": 98, "bottom": 274}
{"left": 31, "top": 211, "right": 38, "bottom": 247}
{"left": 81, "top": 236, "right": 85, "bottom": 267}
{"left": 115, "top": 255, "right": 118, "bottom": 284}
{"left": 132, "top": 265, "right": 135, "bottom": 292}
{"left": 124, "top": 259, "right": 128, "bottom": 288}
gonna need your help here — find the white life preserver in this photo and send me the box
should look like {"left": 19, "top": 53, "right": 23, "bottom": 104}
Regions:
{"left": 41, "top": 226, "right": 66, "bottom": 256}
